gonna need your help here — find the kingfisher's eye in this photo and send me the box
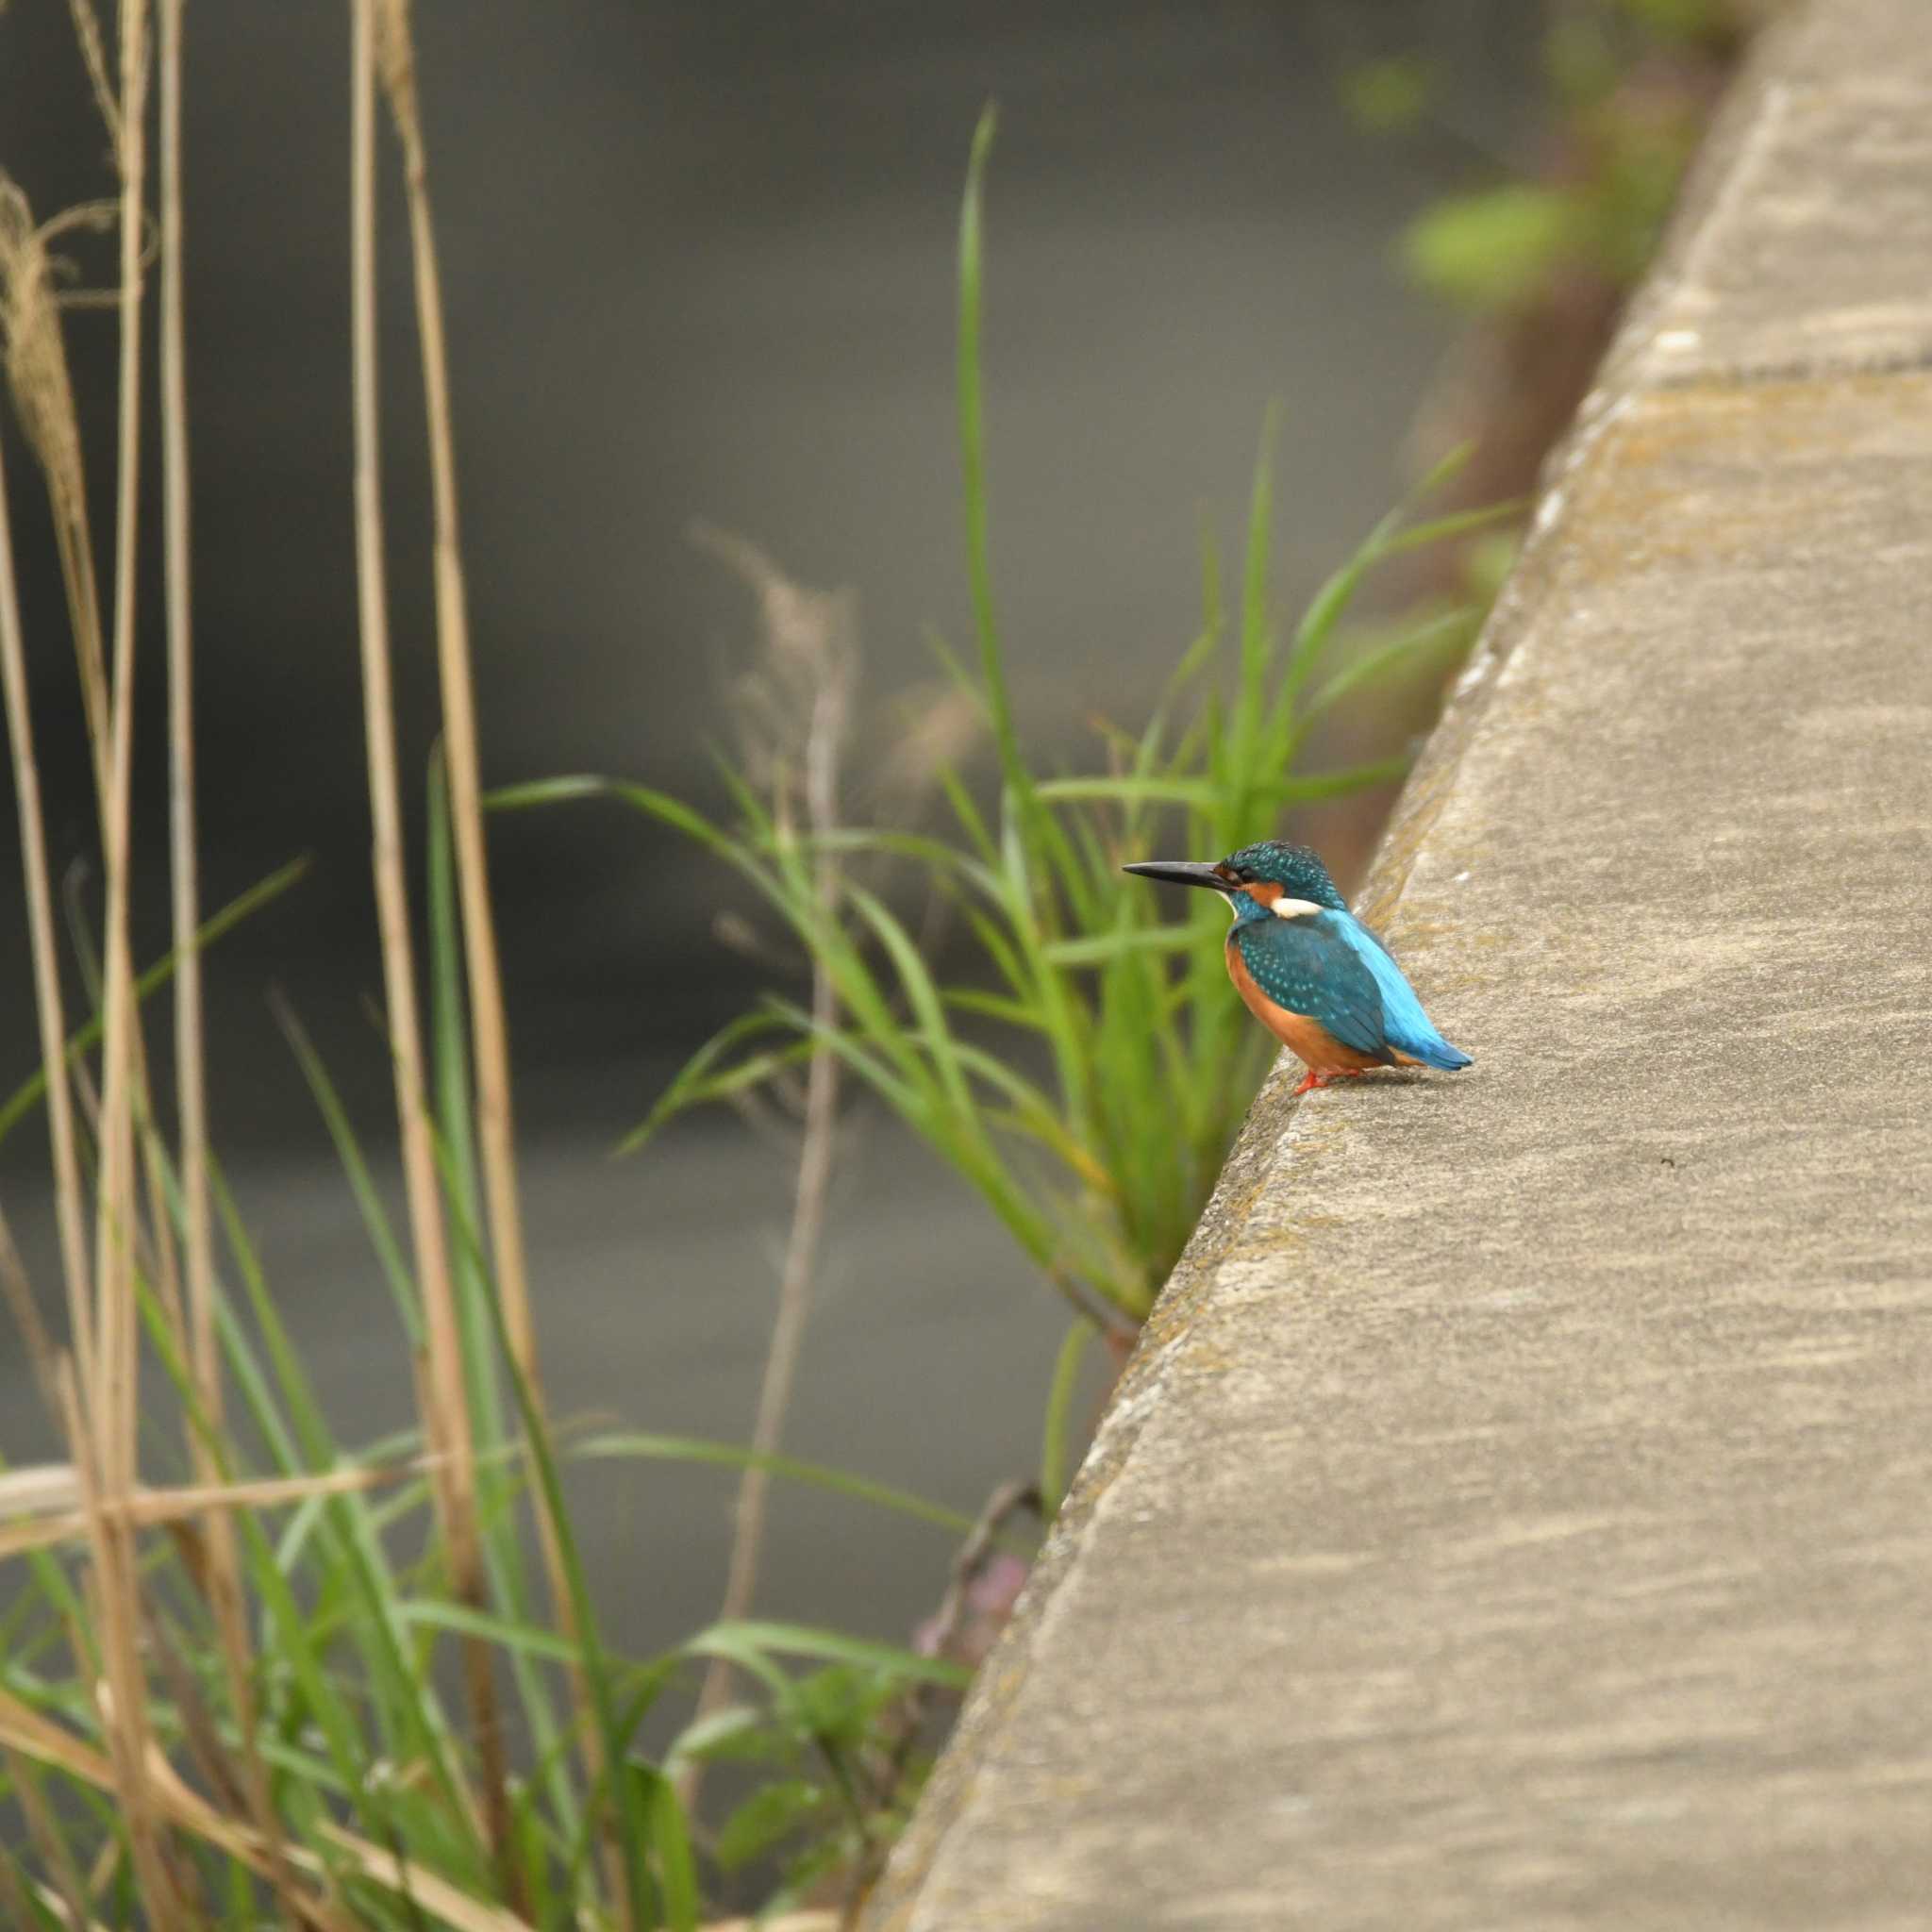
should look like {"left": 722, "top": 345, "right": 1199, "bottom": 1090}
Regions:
{"left": 1235, "top": 868, "right": 1257, "bottom": 884}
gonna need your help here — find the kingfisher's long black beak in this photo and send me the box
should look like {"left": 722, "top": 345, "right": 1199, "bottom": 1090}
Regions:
{"left": 1122, "top": 860, "right": 1233, "bottom": 893}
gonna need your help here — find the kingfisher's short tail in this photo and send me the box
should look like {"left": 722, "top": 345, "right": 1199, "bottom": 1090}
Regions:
{"left": 1401, "top": 1036, "right": 1473, "bottom": 1072}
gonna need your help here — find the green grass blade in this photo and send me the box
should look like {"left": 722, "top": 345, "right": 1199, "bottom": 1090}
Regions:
{"left": 843, "top": 885, "right": 975, "bottom": 1119}
{"left": 570, "top": 1432, "right": 977, "bottom": 1537}
{"left": 1381, "top": 495, "right": 1527, "bottom": 556}
{"left": 686, "top": 1621, "right": 971, "bottom": 1692}
{"left": 273, "top": 996, "right": 423, "bottom": 1346}
{"left": 441, "top": 1156, "right": 661, "bottom": 1926}
{"left": 642, "top": 1769, "right": 699, "bottom": 1932}
{"left": 1040, "top": 1318, "right": 1095, "bottom": 1515}
{"left": 957, "top": 105, "right": 1024, "bottom": 813}
{"left": 429, "top": 750, "right": 581, "bottom": 1859}
{"left": 1232, "top": 400, "right": 1281, "bottom": 796}
{"left": 1038, "top": 926, "right": 1195, "bottom": 967}
{"left": 488, "top": 773, "right": 737, "bottom": 864}
{"left": 1295, "top": 608, "right": 1476, "bottom": 737}
{"left": 617, "top": 1011, "right": 805, "bottom": 1156}
{"left": 0, "top": 857, "right": 309, "bottom": 1149}
{"left": 1274, "top": 755, "right": 1416, "bottom": 803}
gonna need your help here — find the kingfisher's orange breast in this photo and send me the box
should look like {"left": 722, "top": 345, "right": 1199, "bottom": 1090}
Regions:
{"left": 1224, "top": 940, "right": 1385, "bottom": 1074}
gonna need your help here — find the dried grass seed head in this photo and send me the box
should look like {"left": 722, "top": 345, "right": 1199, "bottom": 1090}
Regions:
{"left": 0, "top": 179, "right": 92, "bottom": 529}
{"left": 374, "top": 0, "right": 423, "bottom": 132}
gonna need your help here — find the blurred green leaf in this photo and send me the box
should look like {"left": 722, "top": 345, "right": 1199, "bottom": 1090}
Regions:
{"left": 637, "top": 1764, "right": 700, "bottom": 1932}
{"left": 1546, "top": 10, "right": 1620, "bottom": 103}
{"left": 665, "top": 1705, "right": 789, "bottom": 1770}
{"left": 1461, "top": 531, "right": 1522, "bottom": 603}
{"left": 1402, "top": 185, "right": 1577, "bottom": 312}
{"left": 714, "top": 1780, "right": 827, "bottom": 1874}
{"left": 780, "top": 1664, "right": 902, "bottom": 1753}
{"left": 1339, "top": 55, "right": 1435, "bottom": 135}
{"left": 687, "top": 1620, "right": 970, "bottom": 1693}
{"left": 1618, "top": 0, "right": 1727, "bottom": 39}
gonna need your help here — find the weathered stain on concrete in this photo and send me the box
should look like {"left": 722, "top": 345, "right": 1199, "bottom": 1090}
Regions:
{"left": 866, "top": 2, "right": 1932, "bottom": 1925}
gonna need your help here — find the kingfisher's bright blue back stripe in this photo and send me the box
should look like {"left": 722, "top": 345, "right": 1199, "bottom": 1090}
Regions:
{"left": 1324, "top": 911, "right": 1472, "bottom": 1070}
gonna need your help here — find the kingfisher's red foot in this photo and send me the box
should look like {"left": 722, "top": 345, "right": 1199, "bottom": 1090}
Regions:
{"left": 1291, "top": 1068, "right": 1368, "bottom": 1096}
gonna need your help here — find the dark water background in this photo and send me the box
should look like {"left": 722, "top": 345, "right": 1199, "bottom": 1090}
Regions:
{"left": 0, "top": 2, "right": 1538, "bottom": 1660}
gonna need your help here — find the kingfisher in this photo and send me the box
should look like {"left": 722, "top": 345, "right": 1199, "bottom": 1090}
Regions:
{"left": 1124, "top": 840, "right": 1472, "bottom": 1096}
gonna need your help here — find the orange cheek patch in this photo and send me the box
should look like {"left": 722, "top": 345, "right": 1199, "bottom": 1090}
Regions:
{"left": 1244, "top": 880, "right": 1284, "bottom": 908}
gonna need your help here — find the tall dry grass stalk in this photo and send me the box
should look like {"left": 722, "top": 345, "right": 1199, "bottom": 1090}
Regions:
{"left": 3, "top": 26, "right": 317, "bottom": 1907}
{"left": 372, "top": 0, "right": 542, "bottom": 1440}
{"left": 0, "top": 1450, "right": 428, "bottom": 1564}
{"left": 369, "top": 4, "right": 613, "bottom": 1908}
{"left": 347, "top": 0, "right": 515, "bottom": 1890}
{"left": 83, "top": 4, "right": 185, "bottom": 1917}
{"left": 64, "top": 0, "right": 124, "bottom": 155}
{"left": 0, "top": 393, "right": 92, "bottom": 1394}
{"left": 158, "top": 0, "right": 212, "bottom": 1502}
{"left": 0, "top": 1202, "right": 61, "bottom": 1421}
{"left": 158, "top": 0, "right": 287, "bottom": 1887}
{"left": 0, "top": 194, "right": 124, "bottom": 1404}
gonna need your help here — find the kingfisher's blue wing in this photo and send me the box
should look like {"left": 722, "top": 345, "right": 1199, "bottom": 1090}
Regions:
{"left": 1324, "top": 910, "right": 1473, "bottom": 1071}
{"left": 1232, "top": 914, "right": 1392, "bottom": 1061}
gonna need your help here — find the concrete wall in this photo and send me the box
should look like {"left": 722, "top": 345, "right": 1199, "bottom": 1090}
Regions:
{"left": 867, "top": 1, "right": 1932, "bottom": 1924}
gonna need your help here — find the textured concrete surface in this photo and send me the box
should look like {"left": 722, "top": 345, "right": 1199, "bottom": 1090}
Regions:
{"left": 868, "top": 2, "right": 1932, "bottom": 1925}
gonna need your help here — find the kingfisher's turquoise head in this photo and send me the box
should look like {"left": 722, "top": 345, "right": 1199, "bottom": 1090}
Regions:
{"left": 1122, "top": 840, "right": 1347, "bottom": 924}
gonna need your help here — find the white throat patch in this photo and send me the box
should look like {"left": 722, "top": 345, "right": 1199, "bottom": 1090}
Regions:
{"left": 1229, "top": 891, "right": 1324, "bottom": 921}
